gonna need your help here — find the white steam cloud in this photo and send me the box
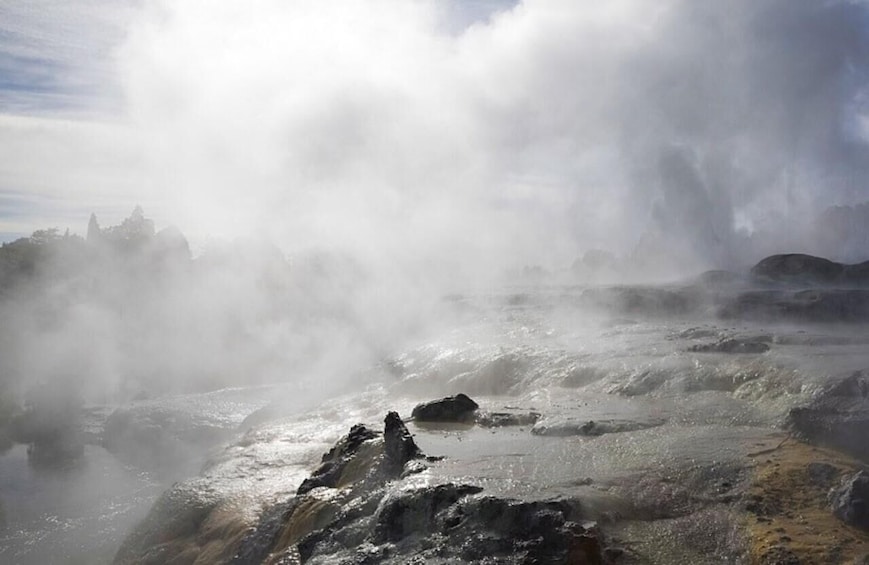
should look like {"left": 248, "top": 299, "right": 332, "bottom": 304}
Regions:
{"left": 2, "top": 0, "right": 869, "bottom": 272}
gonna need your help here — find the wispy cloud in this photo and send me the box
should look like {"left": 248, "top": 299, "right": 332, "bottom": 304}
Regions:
{"left": 0, "top": 0, "right": 135, "bottom": 116}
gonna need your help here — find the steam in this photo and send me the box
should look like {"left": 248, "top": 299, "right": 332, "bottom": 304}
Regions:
{"left": 112, "top": 0, "right": 869, "bottom": 275}
{"left": 1, "top": 0, "right": 869, "bottom": 403}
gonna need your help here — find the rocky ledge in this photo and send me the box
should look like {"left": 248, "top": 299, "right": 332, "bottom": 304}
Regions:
{"left": 115, "top": 408, "right": 610, "bottom": 565}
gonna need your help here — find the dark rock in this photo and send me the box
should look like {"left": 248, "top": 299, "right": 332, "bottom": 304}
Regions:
{"left": 531, "top": 417, "right": 665, "bottom": 437}
{"left": 297, "top": 423, "right": 379, "bottom": 495}
{"left": 788, "top": 371, "right": 869, "bottom": 461}
{"left": 373, "top": 483, "right": 484, "bottom": 543}
{"left": 688, "top": 338, "right": 770, "bottom": 354}
{"left": 751, "top": 254, "right": 845, "bottom": 285}
{"left": 235, "top": 411, "right": 608, "bottom": 565}
{"left": 12, "top": 382, "right": 84, "bottom": 469}
{"left": 719, "top": 289, "right": 869, "bottom": 322}
{"left": 230, "top": 499, "right": 297, "bottom": 565}
{"left": 830, "top": 470, "right": 869, "bottom": 529}
{"left": 382, "top": 412, "right": 421, "bottom": 475}
{"left": 411, "top": 393, "right": 479, "bottom": 423}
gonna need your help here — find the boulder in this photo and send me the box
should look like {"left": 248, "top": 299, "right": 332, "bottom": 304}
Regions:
{"left": 830, "top": 471, "right": 869, "bottom": 529}
{"left": 788, "top": 371, "right": 869, "bottom": 461}
{"left": 383, "top": 411, "right": 421, "bottom": 475}
{"left": 412, "top": 393, "right": 479, "bottom": 423}
{"left": 751, "top": 254, "right": 845, "bottom": 284}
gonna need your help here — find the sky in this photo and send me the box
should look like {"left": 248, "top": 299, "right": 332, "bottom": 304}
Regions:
{"left": 1, "top": 0, "right": 869, "bottom": 274}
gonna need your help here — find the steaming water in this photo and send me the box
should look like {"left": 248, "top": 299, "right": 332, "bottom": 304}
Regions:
{"left": 0, "top": 445, "right": 161, "bottom": 565}
{"left": 4, "top": 284, "right": 869, "bottom": 562}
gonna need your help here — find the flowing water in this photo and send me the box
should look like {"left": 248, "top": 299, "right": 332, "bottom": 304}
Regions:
{"left": 3, "top": 284, "right": 869, "bottom": 563}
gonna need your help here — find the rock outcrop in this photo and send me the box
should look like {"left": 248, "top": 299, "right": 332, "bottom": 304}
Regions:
{"left": 411, "top": 393, "right": 479, "bottom": 423}
{"left": 830, "top": 471, "right": 869, "bottom": 529}
{"left": 117, "top": 409, "right": 610, "bottom": 565}
{"left": 788, "top": 371, "right": 869, "bottom": 461}
{"left": 751, "top": 254, "right": 869, "bottom": 286}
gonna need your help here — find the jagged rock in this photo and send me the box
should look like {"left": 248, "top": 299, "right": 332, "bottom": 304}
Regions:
{"left": 688, "top": 338, "right": 770, "bottom": 354}
{"left": 231, "top": 411, "right": 608, "bottom": 565}
{"left": 412, "top": 393, "right": 479, "bottom": 423}
{"left": 789, "top": 371, "right": 869, "bottom": 461}
{"left": 372, "top": 483, "right": 485, "bottom": 543}
{"left": 531, "top": 417, "right": 665, "bottom": 437}
{"left": 297, "top": 424, "right": 379, "bottom": 495}
{"left": 830, "top": 471, "right": 869, "bottom": 529}
{"left": 382, "top": 411, "right": 421, "bottom": 475}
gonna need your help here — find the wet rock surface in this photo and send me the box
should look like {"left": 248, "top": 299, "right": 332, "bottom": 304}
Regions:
{"left": 140, "top": 411, "right": 611, "bottom": 565}
{"left": 719, "top": 289, "right": 869, "bottom": 322}
{"left": 102, "top": 387, "right": 272, "bottom": 475}
{"left": 788, "top": 371, "right": 869, "bottom": 461}
{"left": 531, "top": 417, "right": 666, "bottom": 437}
{"left": 688, "top": 337, "right": 771, "bottom": 354}
{"left": 411, "top": 393, "right": 479, "bottom": 423}
{"left": 831, "top": 471, "right": 869, "bottom": 529}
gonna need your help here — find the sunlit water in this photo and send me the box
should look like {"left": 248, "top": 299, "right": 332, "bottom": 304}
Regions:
{"left": 4, "top": 285, "right": 869, "bottom": 562}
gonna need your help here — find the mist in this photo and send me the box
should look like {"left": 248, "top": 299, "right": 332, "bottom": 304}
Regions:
{"left": 111, "top": 0, "right": 869, "bottom": 275}
{"left": 0, "top": 0, "right": 866, "bottom": 401}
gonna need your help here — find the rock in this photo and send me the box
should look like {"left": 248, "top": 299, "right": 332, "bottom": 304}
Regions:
{"left": 12, "top": 382, "right": 84, "bottom": 469}
{"left": 788, "top": 371, "right": 869, "bottom": 461}
{"left": 688, "top": 338, "right": 770, "bottom": 354}
{"left": 531, "top": 417, "right": 665, "bottom": 437}
{"left": 411, "top": 393, "right": 479, "bottom": 423}
{"left": 372, "top": 483, "right": 485, "bottom": 543}
{"left": 297, "top": 423, "right": 380, "bottom": 495}
{"left": 694, "top": 270, "right": 746, "bottom": 287}
{"left": 719, "top": 289, "right": 869, "bottom": 322}
{"left": 475, "top": 411, "right": 541, "bottom": 428}
{"left": 580, "top": 286, "right": 700, "bottom": 317}
{"left": 113, "top": 480, "right": 249, "bottom": 565}
{"left": 382, "top": 411, "right": 421, "bottom": 476}
{"left": 228, "top": 412, "right": 608, "bottom": 565}
{"left": 751, "top": 254, "right": 846, "bottom": 285}
{"left": 830, "top": 471, "right": 869, "bottom": 529}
